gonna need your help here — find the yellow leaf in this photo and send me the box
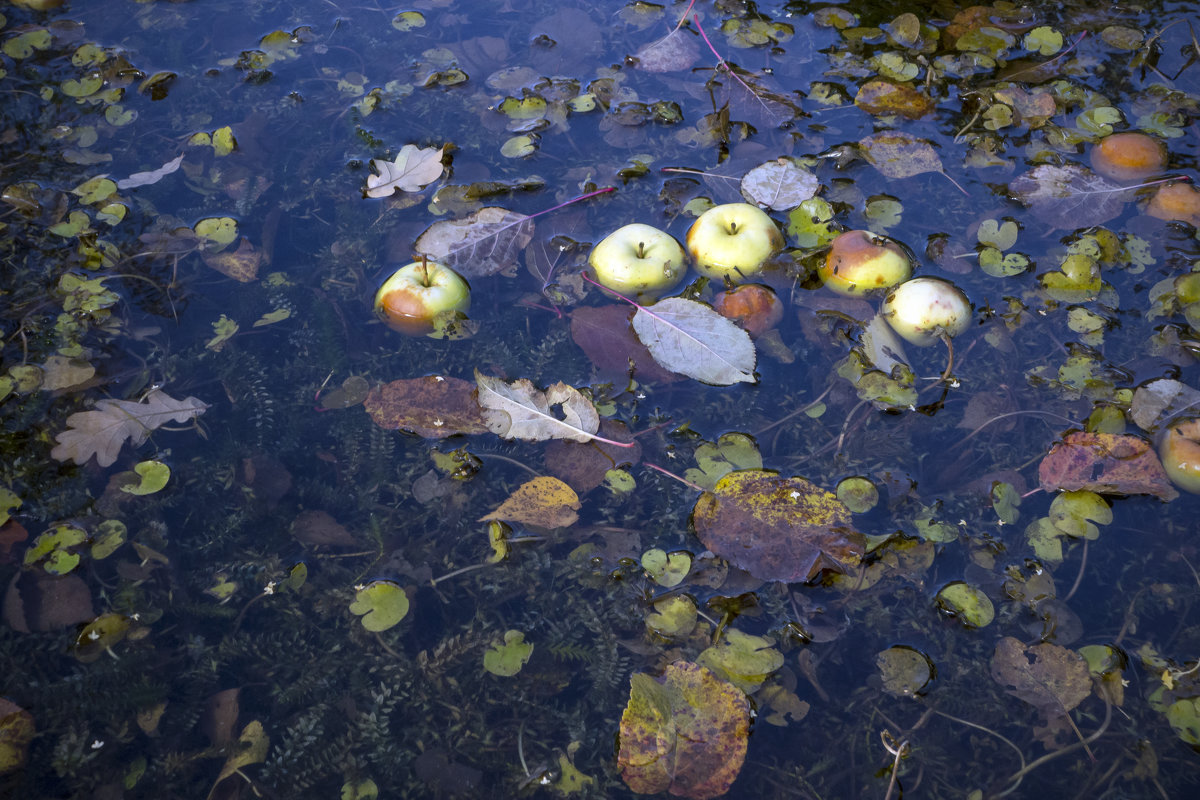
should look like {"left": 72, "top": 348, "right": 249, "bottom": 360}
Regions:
{"left": 480, "top": 476, "right": 580, "bottom": 528}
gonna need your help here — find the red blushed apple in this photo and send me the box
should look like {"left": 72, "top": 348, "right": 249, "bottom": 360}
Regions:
{"left": 820, "top": 230, "right": 912, "bottom": 297}
{"left": 882, "top": 277, "right": 971, "bottom": 347}
{"left": 1160, "top": 417, "right": 1200, "bottom": 494}
{"left": 374, "top": 260, "right": 471, "bottom": 336}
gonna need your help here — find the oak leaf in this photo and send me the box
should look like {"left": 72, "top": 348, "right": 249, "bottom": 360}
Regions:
{"left": 365, "top": 144, "right": 445, "bottom": 197}
{"left": 51, "top": 390, "right": 209, "bottom": 468}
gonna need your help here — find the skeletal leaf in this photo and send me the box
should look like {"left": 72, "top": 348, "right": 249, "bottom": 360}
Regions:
{"left": 739, "top": 157, "right": 818, "bottom": 211}
{"left": 415, "top": 206, "right": 534, "bottom": 277}
{"left": 1009, "top": 164, "right": 1133, "bottom": 229}
{"left": 365, "top": 144, "right": 445, "bottom": 197}
{"left": 474, "top": 370, "right": 600, "bottom": 444}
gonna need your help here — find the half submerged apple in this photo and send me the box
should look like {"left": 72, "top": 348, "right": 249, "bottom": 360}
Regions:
{"left": 374, "top": 260, "right": 471, "bottom": 337}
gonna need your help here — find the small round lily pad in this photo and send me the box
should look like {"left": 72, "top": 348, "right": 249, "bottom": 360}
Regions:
{"left": 349, "top": 580, "right": 410, "bottom": 632}
{"left": 935, "top": 581, "right": 994, "bottom": 628}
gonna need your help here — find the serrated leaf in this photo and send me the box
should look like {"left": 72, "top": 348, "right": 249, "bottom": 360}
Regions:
{"left": 414, "top": 206, "right": 534, "bottom": 278}
{"left": 365, "top": 144, "right": 445, "bottom": 197}
{"left": 632, "top": 297, "right": 756, "bottom": 385}
{"left": 739, "top": 158, "right": 818, "bottom": 211}
{"left": 474, "top": 370, "right": 600, "bottom": 443}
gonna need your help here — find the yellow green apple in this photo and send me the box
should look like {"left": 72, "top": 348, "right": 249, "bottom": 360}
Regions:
{"left": 685, "top": 203, "right": 784, "bottom": 282}
{"left": 820, "top": 230, "right": 912, "bottom": 296}
{"left": 882, "top": 277, "right": 971, "bottom": 346}
{"left": 588, "top": 223, "right": 686, "bottom": 295}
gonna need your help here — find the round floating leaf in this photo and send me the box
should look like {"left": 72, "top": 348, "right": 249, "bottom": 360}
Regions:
{"left": 349, "top": 580, "right": 410, "bottom": 632}
{"left": 1166, "top": 698, "right": 1200, "bottom": 745}
{"left": 877, "top": 646, "right": 935, "bottom": 697}
{"left": 120, "top": 460, "right": 170, "bottom": 495}
{"left": 73, "top": 612, "right": 131, "bottom": 662}
{"left": 696, "top": 628, "right": 784, "bottom": 693}
{"left": 936, "top": 581, "right": 994, "bottom": 628}
{"left": 641, "top": 548, "right": 692, "bottom": 587}
{"left": 482, "top": 629, "right": 533, "bottom": 676}
{"left": 645, "top": 595, "right": 698, "bottom": 639}
{"left": 194, "top": 216, "right": 238, "bottom": 248}
{"left": 836, "top": 476, "right": 879, "bottom": 513}
{"left": 617, "top": 661, "right": 750, "bottom": 799}
{"left": 24, "top": 523, "right": 87, "bottom": 575}
{"left": 90, "top": 519, "right": 126, "bottom": 559}
{"left": 692, "top": 469, "right": 865, "bottom": 583}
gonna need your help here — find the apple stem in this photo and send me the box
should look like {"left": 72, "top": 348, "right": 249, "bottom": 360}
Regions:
{"left": 939, "top": 331, "right": 956, "bottom": 385}
{"left": 637, "top": 241, "right": 645, "bottom": 258}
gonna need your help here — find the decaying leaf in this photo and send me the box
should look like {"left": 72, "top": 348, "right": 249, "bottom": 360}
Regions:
{"left": 290, "top": 510, "right": 358, "bottom": 547}
{"left": 990, "top": 636, "right": 1091, "bottom": 719}
{"left": 691, "top": 469, "right": 865, "bottom": 582}
{"left": 202, "top": 237, "right": 263, "bottom": 282}
{"left": 213, "top": 720, "right": 269, "bottom": 786}
{"left": 365, "top": 144, "right": 445, "bottom": 197}
{"left": 569, "top": 305, "right": 681, "bottom": 384}
{"left": 1009, "top": 164, "right": 1134, "bottom": 229}
{"left": 854, "top": 79, "right": 935, "bottom": 119}
{"left": 51, "top": 389, "right": 209, "bottom": 468}
{"left": 632, "top": 297, "right": 756, "bottom": 385}
{"left": 363, "top": 376, "right": 488, "bottom": 438}
{"left": 859, "top": 131, "right": 946, "bottom": 180}
{"left": 544, "top": 419, "right": 642, "bottom": 493}
{"left": 635, "top": 29, "right": 700, "bottom": 73}
{"left": 480, "top": 476, "right": 581, "bottom": 528}
{"left": 617, "top": 661, "right": 750, "bottom": 800}
{"left": 414, "top": 206, "right": 534, "bottom": 277}
{"left": 739, "top": 157, "right": 818, "bottom": 211}
{"left": 0, "top": 698, "right": 35, "bottom": 775}
{"left": 474, "top": 370, "right": 601, "bottom": 444}
{"left": 116, "top": 154, "right": 183, "bottom": 190}
{"left": 1130, "top": 378, "right": 1200, "bottom": 433}
{"left": 1038, "top": 431, "right": 1178, "bottom": 501}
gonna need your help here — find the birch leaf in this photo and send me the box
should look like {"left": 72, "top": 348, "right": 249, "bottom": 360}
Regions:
{"left": 365, "top": 144, "right": 445, "bottom": 197}
{"left": 480, "top": 476, "right": 581, "bottom": 528}
{"left": 1009, "top": 164, "right": 1133, "bottom": 229}
{"left": 474, "top": 370, "right": 600, "bottom": 443}
{"left": 414, "top": 206, "right": 534, "bottom": 277}
{"left": 632, "top": 297, "right": 756, "bottom": 385}
{"left": 50, "top": 390, "right": 209, "bottom": 467}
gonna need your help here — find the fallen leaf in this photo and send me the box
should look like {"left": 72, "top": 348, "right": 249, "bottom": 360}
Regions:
{"left": 202, "top": 237, "right": 263, "bottom": 282}
{"left": 0, "top": 698, "right": 34, "bottom": 775}
{"left": 290, "top": 510, "right": 358, "bottom": 547}
{"left": 854, "top": 80, "right": 935, "bottom": 119}
{"left": 39, "top": 355, "right": 95, "bottom": 391}
{"left": 1038, "top": 431, "right": 1178, "bottom": 501}
{"left": 365, "top": 144, "right": 445, "bottom": 198}
{"left": 617, "top": 661, "right": 750, "bottom": 800}
{"left": 632, "top": 297, "right": 756, "bottom": 385}
{"left": 482, "top": 629, "right": 534, "bottom": 676}
{"left": 116, "top": 154, "right": 184, "bottom": 190}
{"left": 696, "top": 628, "right": 784, "bottom": 693}
{"left": 1009, "top": 164, "right": 1134, "bottom": 229}
{"left": 480, "top": 476, "right": 581, "bottom": 528}
{"left": 2, "top": 570, "right": 93, "bottom": 632}
{"left": 859, "top": 131, "right": 947, "bottom": 180}
{"left": 51, "top": 389, "right": 209, "bottom": 467}
{"left": 363, "top": 376, "right": 488, "bottom": 438}
{"left": 544, "top": 419, "right": 642, "bottom": 493}
{"left": 475, "top": 370, "right": 601, "bottom": 444}
{"left": 1130, "top": 378, "right": 1200, "bottom": 433}
{"left": 415, "top": 206, "right": 534, "bottom": 278}
{"left": 635, "top": 29, "right": 700, "bottom": 73}
{"left": 739, "top": 157, "right": 818, "bottom": 211}
{"left": 348, "top": 580, "right": 409, "bottom": 632}
{"left": 569, "top": 305, "right": 681, "bottom": 384}
{"left": 692, "top": 469, "right": 865, "bottom": 582}
{"left": 990, "top": 636, "right": 1091, "bottom": 719}
{"left": 214, "top": 720, "right": 269, "bottom": 785}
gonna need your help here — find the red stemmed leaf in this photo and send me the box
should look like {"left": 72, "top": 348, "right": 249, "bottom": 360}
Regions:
{"left": 1038, "top": 431, "right": 1177, "bottom": 501}
{"left": 617, "top": 660, "right": 750, "bottom": 800}
{"left": 691, "top": 469, "right": 865, "bottom": 582}
{"left": 632, "top": 297, "right": 756, "bottom": 385}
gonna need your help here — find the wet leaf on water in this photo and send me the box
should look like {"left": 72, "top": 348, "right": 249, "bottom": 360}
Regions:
{"left": 73, "top": 612, "right": 131, "bottom": 662}
{"left": 214, "top": 720, "right": 269, "bottom": 784}
{"left": 544, "top": 419, "right": 642, "bottom": 493}
{"left": 118, "top": 459, "right": 170, "bottom": 495}
{"left": 877, "top": 646, "right": 935, "bottom": 697}
{"left": 0, "top": 490, "right": 21, "bottom": 530}
{"left": 859, "top": 131, "right": 946, "bottom": 179}
{"left": 1038, "top": 431, "right": 1177, "bottom": 501}
{"left": 990, "top": 636, "right": 1091, "bottom": 719}
{"left": 684, "top": 432, "right": 762, "bottom": 491}
{"left": 50, "top": 389, "right": 208, "bottom": 468}
{"left": 1166, "top": 698, "right": 1200, "bottom": 746}
{"left": 90, "top": 519, "right": 126, "bottom": 559}
{"left": 116, "top": 154, "right": 183, "bottom": 190}
{"left": 935, "top": 581, "right": 995, "bottom": 628}
{"left": 617, "top": 661, "right": 750, "bottom": 800}
{"left": 645, "top": 594, "right": 698, "bottom": 639}
{"left": 1130, "top": 378, "right": 1200, "bottom": 433}
{"left": 349, "top": 580, "right": 409, "bottom": 632}
{"left": 479, "top": 476, "right": 581, "bottom": 529}
{"left": 691, "top": 469, "right": 865, "bottom": 583}
{"left": 786, "top": 197, "right": 839, "bottom": 249}
{"left": 475, "top": 371, "right": 601, "bottom": 444}
{"left": 569, "top": 305, "right": 681, "bottom": 384}
{"left": 641, "top": 548, "right": 692, "bottom": 588}
{"left": 1009, "top": 164, "right": 1133, "bottom": 229}
{"left": 364, "top": 376, "right": 488, "bottom": 438}
{"left": 482, "top": 629, "right": 533, "bottom": 676}
{"left": 696, "top": 628, "right": 784, "bottom": 693}
{"left": 632, "top": 297, "right": 756, "bottom": 385}
{"left": 854, "top": 80, "right": 935, "bottom": 119}
{"left": 317, "top": 376, "right": 370, "bottom": 410}
{"left": 202, "top": 237, "right": 263, "bottom": 282}
{"left": 23, "top": 522, "right": 87, "bottom": 575}
{"left": 414, "top": 206, "right": 534, "bottom": 278}
{"left": 290, "top": 510, "right": 359, "bottom": 547}
{"left": 0, "top": 698, "right": 34, "bottom": 775}
{"left": 635, "top": 28, "right": 700, "bottom": 73}
{"left": 739, "top": 157, "right": 818, "bottom": 210}
{"left": 39, "top": 355, "right": 94, "bottom": 391}
{"left": 2, "top": 570, "right": 94, "bottom": 632}
{"left": 365, "top": 144, "right": 445, "bottom": 198}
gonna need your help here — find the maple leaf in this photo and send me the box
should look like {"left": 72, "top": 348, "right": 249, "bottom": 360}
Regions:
{"left": 50, "top": 390, "right": 209, "bottom": 467}
{"left": 365, "top": 144, "right": 445, "bottom": 198}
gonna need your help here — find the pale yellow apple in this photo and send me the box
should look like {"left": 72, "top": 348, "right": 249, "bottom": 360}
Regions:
{"left": 821, "top": 230, "right": 912, "bottom": 296}
{"left": 588, "top": 223, "right": 686, "bottom": 295}
{"left": 374, "top": 261, "right": 470, "bottom": 336}
{"left": 1160, "top": 418, "right": 1200, "bottom": 494}
{"left": 685, "top": 203, "right": 784, "bottom": 282}
{"left": 882, "top": 277, "right": 971, "bottom": 347}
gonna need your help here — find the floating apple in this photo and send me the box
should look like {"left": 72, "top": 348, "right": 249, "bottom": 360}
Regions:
{"left": 1146, "top": 182, "right": 1200, "bottom": 227}
{"left": 713, "top": 284, "right": 783, "bottom": 338}
{"left": 374, "top": 260, "right": 470, "bottom": 336}
{"left": 686, "top": 202, "right": 784, "bottom": 282}
{"left": 820, "top": 230, "right": 912, "bottom": 297}
{"left": 1160, "top": 417, "right": 1200, "bottom": 494}
{"left": 882, "top": 277, "right": 971, "bottom": 347}
{"left": 1090, "top": 131, "right": 1166, "bottom": 183}
{"left": 588, "top": 223, "right": 687, "bottom": 295}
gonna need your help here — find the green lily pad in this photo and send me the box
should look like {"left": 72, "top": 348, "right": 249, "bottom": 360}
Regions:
{"left": 1166, "top": 697, "right": 1200, "bottom": 745}
{"left": 0, "top": 488, "right": 20, "bottom": 528}
{"left": 935, "top": 581, "right": 994, "bottom": 628}
{"left": 696, "top": 628, "right": 784, "bottom": 693}
{"left": 90, "top": 519, "right": 126, "bottom": 560}
{"left": 641, "top": 548, "right": 692, "bottom": 587}
{"left": 482, "top": 629, "right": 533, "bottom": 677}
{"left": 348, "top": 580, "right": 409, "bottom": 632}
{"left": 24, "top": 522, "right": 87, "bottom": 575}
{"left": 645, "top": 595, "right": 698, "bottom": 639}
{"left": 195, "top": 216, "right": 238, "bottom": 248}
{"left": 684, "top": 432, "right": 762, "bottom": 491}
{"left": 877, "top": 645, "right": 935, "bottom": 697}
{"left": 836, "top": 476, "right": 879, "bottom": 513}
{"left": 120, "top": 460, "right": 171, "bottom": 495}
{"left": 73, "top": 612, "right": 131, "bottom": 662}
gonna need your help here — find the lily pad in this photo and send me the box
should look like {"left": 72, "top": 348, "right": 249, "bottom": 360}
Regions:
{"left": 349, "top": 580, "right": 410, "bottom": 632}
{"left": 696, "top": 628, "right": 784, "bottom": 693}
{"left": 482, "top": 629, "right": 533, "bottom": 676}
{"left": 935, "top": 581, "right": 995, "bottom": 628}
{"left": 877, "top": 646, "right": 935, "bottom": 697}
